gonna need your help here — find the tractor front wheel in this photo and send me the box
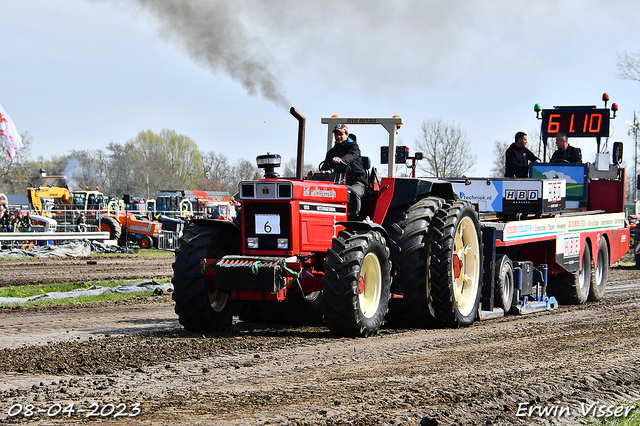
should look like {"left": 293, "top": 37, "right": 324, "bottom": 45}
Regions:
{"left": 322, "top": 229, "right": 392, "bottom": 337}
{"left": 172, "top": 223, "right": 241, "bottom": 331}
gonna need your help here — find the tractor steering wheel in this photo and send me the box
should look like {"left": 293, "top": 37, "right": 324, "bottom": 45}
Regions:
{"left": 318, "top": 160, "right": 333, "bottom": 172}
{"left": 316, "top": 160, "right": 346, "bottom": 184}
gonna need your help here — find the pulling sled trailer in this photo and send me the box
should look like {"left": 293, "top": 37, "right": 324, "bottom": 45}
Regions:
{"left": 452, "top": 93, "right": 628, "bottom": 317}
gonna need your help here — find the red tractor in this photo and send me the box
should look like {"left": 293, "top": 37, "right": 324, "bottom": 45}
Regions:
{"left": 172, "top": 108, "right": 481, "bottom": 337}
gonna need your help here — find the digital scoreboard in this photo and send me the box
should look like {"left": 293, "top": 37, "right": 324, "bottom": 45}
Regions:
{"left": 540, "top": 107, "right": 610, "bottom": 138}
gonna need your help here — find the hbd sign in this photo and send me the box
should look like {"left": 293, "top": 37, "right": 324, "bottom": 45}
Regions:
{"left": 505, "top": 189, "right": 539, "bottom": 201}
{"left": 502, "top": 181, "right": 543, "bottom": 214}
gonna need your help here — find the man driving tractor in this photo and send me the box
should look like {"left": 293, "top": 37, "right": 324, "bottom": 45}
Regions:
{"left": 321, "top": 123, "right": 367, "bottom": 219}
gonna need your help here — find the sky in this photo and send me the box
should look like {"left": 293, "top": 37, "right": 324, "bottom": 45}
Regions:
{"left": 2, "top": 0, "right": 640, "bottom": 180}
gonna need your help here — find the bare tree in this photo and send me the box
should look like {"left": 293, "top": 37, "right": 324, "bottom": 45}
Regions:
{"left": 282, "top": 157, "right": 316, "bottom": 178}
{"left": 491, "top": 140, "right": 510, "bottom": 178}
{"left": 617, "top": 50, "right": 640, "bottom": 82}
{"left": 62, "top": 149, "right": 112, "bottom": 190}
{"left": 201, "top": 151, "right": 231, "bottom": 190}
{"left": 104, "top": 142, "right": 138, "bottom": 197}
{"left": 227, "top": 159, "right": 261, "bottom": 194}
{"left": 0, "top": 132, "right": 32, "bottom": 192}
{"left": 414, "top": 118, "right": 476, "bottom": 177}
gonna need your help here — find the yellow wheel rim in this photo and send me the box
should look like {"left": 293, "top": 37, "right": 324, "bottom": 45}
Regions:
{"left": 453, "top": 216, "right": 480, "bottom": 317}
{"left": 209, "top": 290, "right": 229, "bottom": 312}
{"left": 209, "top": 248, "right": 229, "bottom": 312}
{"left": 359, "top": 252, "right": 382, "bottom": 318}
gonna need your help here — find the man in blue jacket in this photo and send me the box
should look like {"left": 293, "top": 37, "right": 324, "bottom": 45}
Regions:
{"left": 322, "top": 123, "right": 367, "bottom": 219}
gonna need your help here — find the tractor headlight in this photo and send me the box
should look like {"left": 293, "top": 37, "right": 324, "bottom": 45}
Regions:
{"left": 247, "top": 237, "right": 258, "bottom": 249}
{"left": 277, "top": 238, "right": 289, "bottom": 249}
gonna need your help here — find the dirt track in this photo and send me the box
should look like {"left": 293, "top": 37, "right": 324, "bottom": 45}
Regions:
{"left": 0, "top": 254, "right": 639, "bottom": 425}
{"left": 0, "top": 255, "right": 174, "bottom": 287}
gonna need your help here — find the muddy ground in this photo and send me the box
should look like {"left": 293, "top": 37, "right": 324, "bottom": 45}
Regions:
{"left": 0, "top": 254, "right": 639, "bottom": 425}
{"left": 0, "top": 255, "right": 174, "bottom": 288}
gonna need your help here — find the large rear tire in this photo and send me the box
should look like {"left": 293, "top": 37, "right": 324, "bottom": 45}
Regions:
{"left": 549, "top": 243, "right": 591, "bottom": 305}
{"left": 100, "top": 216, "right": 122, "bottom": 240}
{"left": 428, "top": 201, "right": 483, "bottom": 328}
{"left": 382, "top": 196, "right": 443, "bottom": 327}
{"left": 588, "top": 241, "right": 608, "bottom": 301}
{"left": 172, "top": 223, "right": 241, "bottom": 331}
{"left": 322, "top": 229, "right": 392, "bottom": 337}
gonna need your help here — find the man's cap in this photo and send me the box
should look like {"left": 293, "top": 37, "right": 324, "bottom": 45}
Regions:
{"left": 333, "top": 123, "right": 349, "bottom": 134}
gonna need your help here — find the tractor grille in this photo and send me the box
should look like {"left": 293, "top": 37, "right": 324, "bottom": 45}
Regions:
{"left": 242, "top": 202, "right": 291, "bottom": 251}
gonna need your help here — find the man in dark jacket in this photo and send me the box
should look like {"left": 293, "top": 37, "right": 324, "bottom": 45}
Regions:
{"left": 504, "top": 131, "right": 540, "bottom": 178}
{"left": 322, "top": 123, "right": 367, "bottom": 219}
{"left": 76, "top": 212, "right": 87, "bottom": 232}
{"left": 551, "top": 133, "right": 582, "bottom": 163}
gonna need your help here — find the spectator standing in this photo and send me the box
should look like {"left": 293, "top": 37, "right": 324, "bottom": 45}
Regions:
{"left": 76, "top": 212, "right": 87, "bottom": 232}
{"left": 504, "top": 131, "right": 540, "bottom": 178}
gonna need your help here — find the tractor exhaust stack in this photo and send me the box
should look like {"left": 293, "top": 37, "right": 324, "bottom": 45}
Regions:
{"left": 290, "top": 107, "right": 306, "bottom": 180}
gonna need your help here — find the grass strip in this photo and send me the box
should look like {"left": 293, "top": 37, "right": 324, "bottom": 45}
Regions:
{"left": 0, "top": 277, "right": 172, "bottom": 308}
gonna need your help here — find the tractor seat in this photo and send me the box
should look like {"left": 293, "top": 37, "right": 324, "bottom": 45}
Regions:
{"left": 361, "top": 156, "right": 378, "bottom": 194}
{"left": 362, "top": 156, "right": 371, "bottom": 171}
{"left": 361, "top": 156, "right": 371, "bottom": 188}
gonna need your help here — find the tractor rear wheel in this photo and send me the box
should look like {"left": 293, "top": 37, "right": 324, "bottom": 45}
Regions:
{"left": 322, "top": 229, "right": 392, "bottom": 337}
{"left": 588, "top": 241, "right": 608, "bottom": 301}
{"left": 428, "top": 200, "right": 483, "bottom": 328}
{"left": 100, "top": 216, "right": 122, "bottom": 240}
{"left": 549, "top": 243, "right": 591, "bottom": 305}
{"left": 172, "top": 223, "right": 241, "bottom": 331}
{"left": 382, "top": 196, "right": 443, "bottom": 327}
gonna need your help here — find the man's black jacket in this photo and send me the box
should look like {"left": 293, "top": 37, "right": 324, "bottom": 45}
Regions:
{"left": 323, "top": 139, "right": 367, "bottom": 185}
{"left": 551, "top": 145, "right": 582, "bottom": 163}
{"left": 504, "top": 143, "right": 540, "bottom": 178}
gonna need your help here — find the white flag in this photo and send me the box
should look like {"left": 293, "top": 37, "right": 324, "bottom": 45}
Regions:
{"left": 0, "top": 103, "right": 23, "bottom": 161}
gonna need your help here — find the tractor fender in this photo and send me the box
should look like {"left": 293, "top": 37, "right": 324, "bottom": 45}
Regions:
{"left": 191, "top": 218, "right": 242, "bottom": 238}
{"left": 374, "top": 177, "right": 458, "bottom": 224}
{"left": 335, "top": 221, "right": 396, "bottom": 272}
{"left": 387, "top": 178, "right": 458, "bottom": 212}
